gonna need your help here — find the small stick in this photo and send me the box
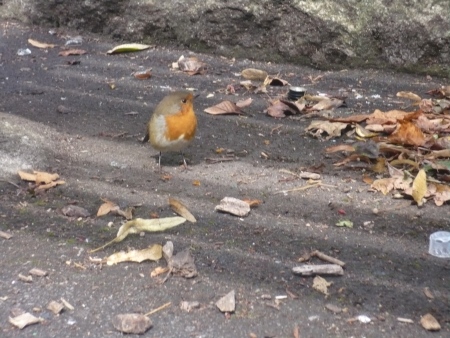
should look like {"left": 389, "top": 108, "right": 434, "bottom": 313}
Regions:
{"left": 144, "top": 302, "right": 171, "bottom": 316}
{"left": 312, "top": 250, "right": 346, "bottom": 267}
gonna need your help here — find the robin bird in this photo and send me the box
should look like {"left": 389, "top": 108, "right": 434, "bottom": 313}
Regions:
{"left": 143, "top": 91, "right": 197, "bottom": 169}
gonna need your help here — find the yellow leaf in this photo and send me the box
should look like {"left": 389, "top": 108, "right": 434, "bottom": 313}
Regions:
{"left": 18, "top": 170, "right": 37, "bottom": 182}
{"left": 412, "top": 169, "right": 427, "bottom": 206}
{"left": 107, "top": 43, "right": 152, "bottom": 55}
{"left": 34, "top": 171, "right": 59, "bottom": 184}
{"left": 169, "top": 198, "right": 196, "bottom": 223}
{"left": 106, "top": 244, "right": 162, "bottom": 265}
{"left": 396, "top": 91, "right": 421, "bottom": 102}
{"left": 28, "top": 38, "right": 57, "bottom": 49}
{"left": 90, "top": 217, "right": 186, "bottom": 253}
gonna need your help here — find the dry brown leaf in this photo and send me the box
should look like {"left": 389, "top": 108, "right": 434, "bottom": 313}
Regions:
{"left": 242, "top": 199, "right": 262, "bottom": 208}
{"left": 17, "top": 170, "right": 37, "bottom": 182}
{"left": 97, "top": 199, "right": 119, "bottom": 217}
{"left": 36, "top": 180, "right": 65, "bottom": 191}
{"left": 266, "top": 100, "right": 297, "bottom": 118}
{"left": 28, "top": 38, "right": 57, "bottom": 49}
{"left": 412, "top": 169, "right": 427, "bottom": 206}
{"left": 178, "top": 56, "right": 207, "bottom": 75}
{"left": 432, "top": 183, "right": 450, "bottom": 206}
{"left": 371, "top": 178, "right": 395, "bottom": 195}
{"left": 308, "top": 98, "right": 344, "bottom": 111}
{"left": 133, "top": 69, "right": 152, "bottom": 79}
{"left": 169, "top": 197, "right": 196, "bottom": 223}
{"left": 241, "top": 68, "right": 268, "bottom": 81}
{"left": 420, "top": 313, "right": 441, "bottom": 331}
{"left": 236, "top": 97, "right": 253, "bottom": 108}
{"left": 58, "top": 49, "right": 87, "bottom": 56}
{"left": 266, "top": 76, "right": 289, "bottom": 86}
{"left": 150, "top": 266, "right": 169, "bottom": 277}
{"left": 388, "top": 120, "right": 426, "bottom": 147}
{"left": 106, "top": 244, "right": 163, "bottom": 265}
{"left": 9, "top": 313, "right": 43, "bottom": 329}
{"left": 35, "top": 171, "right": 59, "bottom": 184}
{"left": 306, "top": 121, "right": 349, "bottom": 139}
{"left": 325, "top": 144, "right": 355, "bottom": 153}
{"left": 366, "top": 109, "right": 412, "bottom": 125}
{"left": 204, "top": 100, "right": 242, "bottom": 115}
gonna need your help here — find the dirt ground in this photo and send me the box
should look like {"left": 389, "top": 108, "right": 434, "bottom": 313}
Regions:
{"left": 0, "top": 21, "right": 449, "bottom": 338}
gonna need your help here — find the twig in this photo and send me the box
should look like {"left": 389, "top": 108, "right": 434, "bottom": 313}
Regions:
{"left": 311, "top": 250, "right": 346, "bottom": 267}
{"left": 205, "top": 157, "right": 236, "bottom": 164}
{"left": 274, "top": 181, "right": 337, "bottom": 195}
{"left": 144, "top": 302, "right": 171, "bottom": 316}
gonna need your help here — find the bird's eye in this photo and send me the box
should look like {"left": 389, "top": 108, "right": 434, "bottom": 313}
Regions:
{"left": 181, "top": 99, "right": 187, "bottom": 104}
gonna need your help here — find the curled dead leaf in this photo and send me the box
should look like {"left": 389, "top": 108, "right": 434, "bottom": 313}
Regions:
{"left": 412, "top": 169, "right": 427, "bottom": 206}
{"left": 58, "top": 49, "right": 87, "bottom": 56}
{"left": 169, "top": 197, "right": 196, "bottom": 223}
{"left": 204, "top": 100, "right": 242, "bottom": 115}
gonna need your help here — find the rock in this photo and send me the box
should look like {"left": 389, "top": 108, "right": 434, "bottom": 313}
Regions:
{"left": 420, "top": 313, "right": 441, "bottom": 331}
{"left": 3, "top": 0, "right": 449, "bottom": 76}
{"left": 216, "top": 290, "right": 236, "bottom": 313}
{"left": 112, "top": 314, "right": 152, "bottom": 334}
{"left": 215, "top": 197, "right": 251, "bottom": 217}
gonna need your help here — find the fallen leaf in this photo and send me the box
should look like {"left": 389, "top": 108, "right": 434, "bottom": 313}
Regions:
{"left": 215, "top": 197, "right": 251, "bottom": 217}
{"left": 97, "top": 199, "right": 119, "bottom": 217}
{"left": 412, "top": 169, "right": 427, "bottom": 206}
{"left": 308, "top": 98, "right": 344, "bottom": 111}
{"left": 9, "top": 313, "right": 43, "bottom": 329}
{"left": 178, "top": 56, "right": 207, "bottom": 75}
{"left": 133, "top": 69, "right": 152, "bottom": 79}
{"left": 388, "top": 120, "right": 427, "bottom": 147}
{"left": 28, "top": 38, "right": 56, "bottom": 49}
{"left": 236, "top": 97, "right": 253, "bottom": 108}
{"left": 107, "top": 43, "right": 152, "bottom": 55}
{"left": 204, "top": 100, "right": 242, "bottom": 115}
{"left": 312, "top": 276, "right": 332, "bottom": 295}
{"left": 58, "top": 49, "right": 87, "bottom": 56}
{"left": 325, "top": 144, "right": 355, "bottom": 153}
{"left": 167, "top": 248, "right": 198, "bottom": 279}
{"left": 423, "top": 287, "right": 434, "bottom": 299}
{"left": 241, "top": 68, "right": 268, "bottom": 81}
{"left": 112, "top": 314, "right": 152, "bottom": 334}
{"left": 420, "top": 313, "right": 441, "bottom": 331}
{"left": 242, "top": 199, "right": 262, "bottom": 208}
{"left": 266, "top": 76, "right": 289, "bottom": 86}
{"left": 305, "top": 121, "right": 349, "bottom": 139}
{"left": 150, "top": 266, "right": 169, "bottom": 277}
{"left": 0, "top": 230, "right": 13, "bottom": 239}
{"left": 169, "top": 197, "right": 196, "bottom": 223}
{"left": 335, "top": 220, "right": 353, "bottom": 228}
{"left": 106, "top": 244, "right": 163, "bottom": 265}
{"left": 36, "top": 180, "right": 65, "bottom": 191}
{"left": 396, "top": 91, "right": 421, "bottom": 102}
{"left": 90, "top": 217, "right": 186, "bottom": 253}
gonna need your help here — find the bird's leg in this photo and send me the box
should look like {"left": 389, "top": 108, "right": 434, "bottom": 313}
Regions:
{"left": 180, "top": 151, "right": 189, "bottom": 170}
{"left": 158, "top": 151, "right": 162, "bottom": 172}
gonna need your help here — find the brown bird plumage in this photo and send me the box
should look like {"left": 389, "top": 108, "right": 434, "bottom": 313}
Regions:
{"left": 143, "top": 91, "right": 197, "bottom": 169}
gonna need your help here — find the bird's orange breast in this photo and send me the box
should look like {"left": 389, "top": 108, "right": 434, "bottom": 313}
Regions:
{"left": 164, "top": 103, "right": 197, "bottom": 142}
